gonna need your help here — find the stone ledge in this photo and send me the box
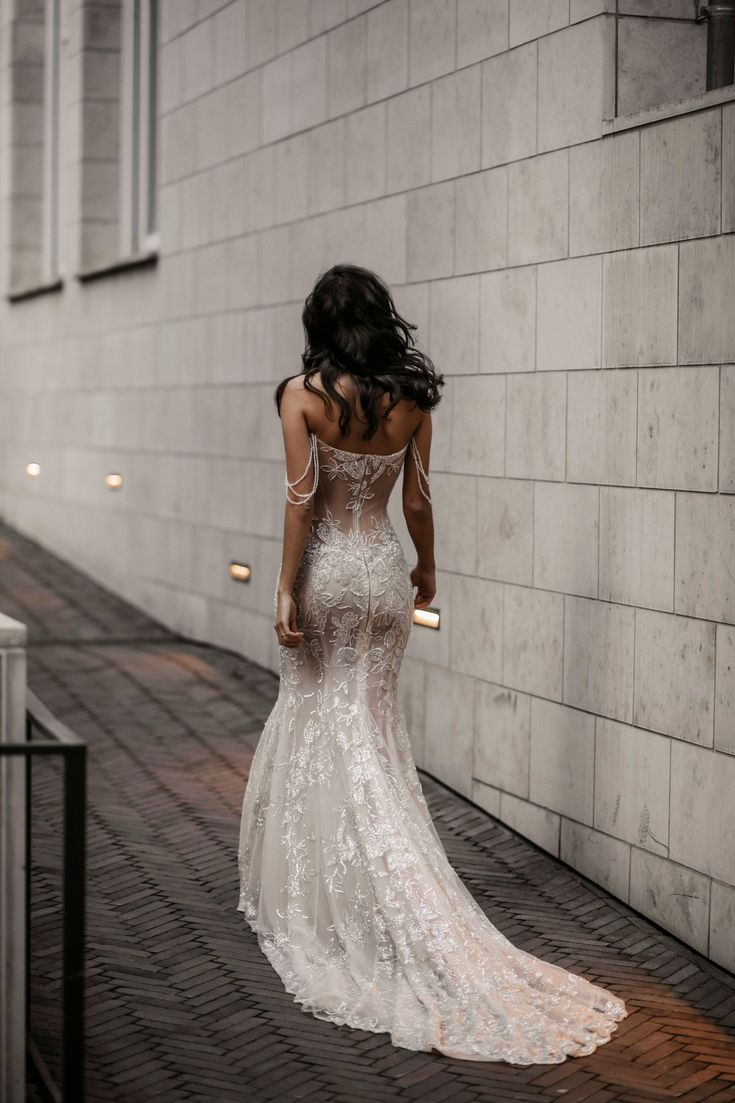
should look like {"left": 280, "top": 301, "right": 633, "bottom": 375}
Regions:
{"left": 6, "top": 278, "right": 63, "bottom": 304}
{"left": 604, "top": 84, "right": 735, "bottom": 135}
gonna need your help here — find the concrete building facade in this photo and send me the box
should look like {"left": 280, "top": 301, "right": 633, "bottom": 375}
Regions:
{"left": 0, "top": 0, "right": 734, "bottom": 969}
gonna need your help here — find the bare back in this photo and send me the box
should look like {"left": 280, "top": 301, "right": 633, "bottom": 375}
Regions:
{"left": 298, "top": 371, "right": 425, "bottom": 456}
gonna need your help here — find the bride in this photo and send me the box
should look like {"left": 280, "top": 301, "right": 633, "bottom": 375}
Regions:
{"left": 237, "top": 263, "right": 627, "bottom": 1064}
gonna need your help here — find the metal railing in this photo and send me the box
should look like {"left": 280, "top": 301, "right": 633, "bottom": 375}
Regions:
{"left": 0, "top": 688, "right": 87, "bottom": 1103}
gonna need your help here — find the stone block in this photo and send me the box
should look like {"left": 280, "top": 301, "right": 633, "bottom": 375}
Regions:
{"left": 274, "top": 133, "right": 309, "bottom": 224}
{"left": 407, "top": 180, "right": 454, "bottom": 281}
{"left": 408, "top": 0, "right": 456, "bottom": 87}
{"left": 277, "top": 0, "right": 310, "bottom": 51}
{"left": 310, "top": 2, "right": 348, "bottom": 35}
{"left": 246, "top": 0, "right": 278, "bottom": 68}
{"left": 675, "top": 493, "right": 735, "bottom": 623}
{"left": 533, "top": 481, "right": 599, "bottom": 598}
{"left": 506, "top": 372, "right": 566, "bottom": 480}
{"left": 424, "top": 664, "right": 475, "bottom": 797}
{"left": 451, "top": 574, "right": 503, "bottom": 681}
{"left": 362, "top": 193, "right": 408, "bottom": 284}
{"left": 457, "top": 0, "right": 507, "bottom": 67}
{"left": 288, "top": 216, "right": 328, "bottom": 300}
{"left": 500, "top": 793, "right": 560, "bottom": 855}
{"left": 670, "top": 741, "right": 735, "bottom": 884}
{"left": 346, "top": 101, "right": 386, "bottom": 204}
{"left": 291, "top": 35, "right": 328, "bottom": 132}
{"left": 630, "top": 847, "right": 710, "bottom": 955}
{"left": 508, "top": 149, "right": 568, "bottom": 265}
{"left": 258, "top": 225, "right": 290, "bottom": 306}
{"left": 710, "top": 880, "right": 735, "bottom": 975}
{"left": 261, "top": 52, "right": 291, "bottom": 144}
{"left": 309, "top": 118, "right": 346, "bottom": 215}
{"left": 479, "top": 266, "right": 536, "bottom": 374}
{"left": 723, "top": 103, "right": 735, "bottom": 234}
{"left": 637, "top": 366, "right": 719, "bottom": 492}
{"left": 367, "top": 0, "right": 408, "bottom": 100}
{"left": 449, "top": 374, "right": 505, "bottom": 476}
{"left": 617, "top": 16, "right": 705, "bottom": 117}
{"left": 474, "top": 682, "right": 530, "bottom": 798}
{"left": 715, "top": 625, "right": 735, "bottom": 756}
{"left": 432, "top": 473, "right": 477, "bottom": 575}
{"left": 720, "top": 366, "right": 735, "bottom": 492}
{"left": 634, "top": 609, "right": 715, "bottom": 747}
{"left": 327, "top": 14, "right": 367, "bottom": 117}
{"left": 326, "top": 203, "right": 366, "bottom": 264}
{"left": 602, "top": 245, "right": 678, "bottom": 367}
{"left": 599, "top": 487, "right": 675, "bottom": 611}
{"left": 569, "top": 130, "right": 639, "bottom": 256}
{"left": 455, "top": 166, "right": 507, "bottom": 275}
{"left": 537, "top": 255, "right": 601, "bottom": 372}
{"left": 595, "top": 718, "right": 670, "bottom": 855}
{"left": 538, "top": 17, "right": 612, "bottom": 151}
{"left": 509, "top": 0, "right": 569, "bottom": 47}
{"left": 560, "top": 820, "right": 631, "bottom": 902}
{"left": 477, "top": 477, "right": 533, "bottom": 586}
{"left": 428, "top": 275, "right": 479, "bottom": 376}
{"left": 504, "top": 584, "right": 564, "bottom": 700}
{"left": 640, "top": 110, "right": 720, "bottom": 246}
{"left": 213, "top": 1, "right": 247, "bottom": 84}
{"left": 243, "top": 145, "right": 276, "bottom": 232}
{"left": 679, "top": 236, "right": 735, "bottom": 365}
{"left": 431, "top": 65, "right": 481, "bottom": 182}
{"left": 481, "top": 42, "right": 537, "bottom": 167}
{"left": 472, "top": 780, "right": 501, "bottom": 816}
{"left": 563, "top": 595, "right": 635, "bottom": 722}
{"left": 530, "top": 697, "right": 595, "bottom": 824}
{"left": 226, "top": 71, "right": 262, "bottom": 157}
{"left": 566, "top": 369, "right": 637, "bottom": 485}
{"left": 386, "top": 85, "right": 432, "bottom": 193}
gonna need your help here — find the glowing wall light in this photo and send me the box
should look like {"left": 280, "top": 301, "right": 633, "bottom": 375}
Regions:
{"left": 229, "top": 561, "right": 252, "bottom": 583}
{"left": 413, "top": 606, "right": 440, "bottom": 630}
{"left": 105, "top": 473, "right": 124, "bottom": 490}
{"left": 25, "top": 461, "right": 41, "bottom": 478}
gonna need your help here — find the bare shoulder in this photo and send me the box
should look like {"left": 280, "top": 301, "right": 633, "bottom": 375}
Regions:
{"left": 283, "top": 374, "right": 307, "bottom": 395}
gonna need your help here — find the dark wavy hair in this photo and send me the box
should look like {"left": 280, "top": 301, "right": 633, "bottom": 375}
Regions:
{"left": 274, "top": 264, "right": 444, "bottom": 441}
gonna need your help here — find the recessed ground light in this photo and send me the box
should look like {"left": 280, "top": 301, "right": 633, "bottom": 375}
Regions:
{"left": 25, "top": 461, "right": 41, "bottom": 478}
{"left": 229, "top": 561, "right": 252, "bottom": 582}
{"left": 413, "top": 606, "right": 440, "bottom": 630}
{"left": 105, "top": 473, "right": 124, "bottom": 489}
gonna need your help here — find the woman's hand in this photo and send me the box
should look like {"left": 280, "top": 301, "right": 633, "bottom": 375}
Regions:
{"left": 410, "top": 564, "right": 436, "bottom": 608}
{"left": 274, "top": 591, "right": 304, "bottom": 648}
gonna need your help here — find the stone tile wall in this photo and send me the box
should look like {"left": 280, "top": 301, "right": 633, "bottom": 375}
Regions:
{"left": 0, "top": 0, "right": 733, "bottom": 969}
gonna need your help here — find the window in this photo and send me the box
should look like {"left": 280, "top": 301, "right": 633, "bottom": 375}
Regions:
{"left": 119, "top": 0, "right": 158, "bottom": 257}
{"left": 77, "top": 0, "right": 159, "bottom": 277}
{"left": 6, "top": 0, "right": 63, "bottom": 297}
{"left": 42, "top": 0, "right": 62, "bottom": 283}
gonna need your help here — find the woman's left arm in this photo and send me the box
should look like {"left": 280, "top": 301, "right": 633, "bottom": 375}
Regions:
{"left": 274, "top": 384, "right": 316, "bottom": 648}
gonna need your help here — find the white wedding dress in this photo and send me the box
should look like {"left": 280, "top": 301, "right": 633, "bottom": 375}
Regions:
{"left": 237, "top": 429, "right": 628, "bottom": 1064}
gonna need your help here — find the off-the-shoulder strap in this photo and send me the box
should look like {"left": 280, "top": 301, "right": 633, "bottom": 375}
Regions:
{"left": 285, "top": 431, "right": 319, "bottom": 504}
{"left": 409, "top": 434, "right": 432, "bottom": 504}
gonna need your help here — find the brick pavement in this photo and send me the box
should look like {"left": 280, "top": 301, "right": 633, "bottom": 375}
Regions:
{"left": 1, "top": 518, "right": 734, "bottom": 1103}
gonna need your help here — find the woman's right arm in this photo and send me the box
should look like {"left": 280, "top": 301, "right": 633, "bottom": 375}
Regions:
{"left": 402, "top": 411, "right": 436, "bottom": 608}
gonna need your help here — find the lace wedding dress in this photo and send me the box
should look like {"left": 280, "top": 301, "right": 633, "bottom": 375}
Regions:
{"left": 237, "top": 429, "right": 628, "bottom": 1064}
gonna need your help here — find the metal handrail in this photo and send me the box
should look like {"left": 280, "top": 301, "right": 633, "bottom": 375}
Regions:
{"left": 0, "top": 688, "right": 87, "bottom": 1103}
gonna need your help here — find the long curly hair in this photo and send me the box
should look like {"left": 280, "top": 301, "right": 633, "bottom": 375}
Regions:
{"left": 274, "top": 264, "right": 444, "bottom": 442}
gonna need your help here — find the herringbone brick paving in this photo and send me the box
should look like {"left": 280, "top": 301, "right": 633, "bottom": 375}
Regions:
{"left": 1, "top": 519, "right": 734, "bottom": 1103}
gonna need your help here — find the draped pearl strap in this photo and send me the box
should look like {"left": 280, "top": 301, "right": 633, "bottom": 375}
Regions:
{"left": 409, "top": 435, "right": 432, "bottom": 504}
{"left": 285, "top": 432, "right": 320, "bottom": 505}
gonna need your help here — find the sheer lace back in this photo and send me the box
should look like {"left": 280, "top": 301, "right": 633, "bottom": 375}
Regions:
{"left": 311, "top": 434, "right": 411, "bottom": 536}
{"left": 237, "top": 423, "right": 627, "bottom": 1064}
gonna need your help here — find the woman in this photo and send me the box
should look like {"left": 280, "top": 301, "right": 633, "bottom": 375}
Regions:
{"left": 237, "top": 264, "right": 627, "bottom": 1063}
